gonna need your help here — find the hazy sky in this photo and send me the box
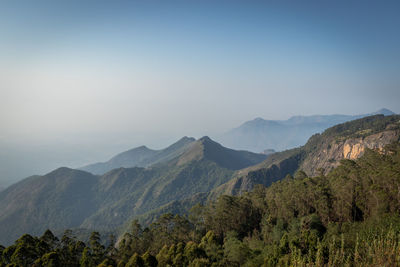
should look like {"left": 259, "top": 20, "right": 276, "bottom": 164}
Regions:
{"left": 0, "top": 1, "right": 399, "bottom": 185}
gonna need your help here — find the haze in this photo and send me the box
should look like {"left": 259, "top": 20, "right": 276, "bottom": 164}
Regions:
{"left": 1, "top": 1, "right": 399, "bottom": 186}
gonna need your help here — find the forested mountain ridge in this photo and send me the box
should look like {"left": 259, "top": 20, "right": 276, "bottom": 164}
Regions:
{"left": 0, "top": 137, "right": 266, "bottom": 246}
{"left": 0, "top": 114, "right": 399, "bottom": 264}
{"left": 114, "top": 115, "right": 400, "bottom": 227}
{"left": 217, "top": 108, "right": 395, "bottom": 152}
{"left": 80, "top": 136, "right": 196, "bottom": 175}
{"left": 2, "top": 140, "right": 400, "bottom": 266}
{"left": 212, "top": 114, "right": 400, "bottom": 196}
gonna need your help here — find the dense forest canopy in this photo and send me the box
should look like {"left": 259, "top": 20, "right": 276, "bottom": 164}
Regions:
{"left": 1, "top": 142, "right": 400, "bottom": 266}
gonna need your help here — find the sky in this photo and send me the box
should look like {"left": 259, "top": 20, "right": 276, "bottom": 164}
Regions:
{"left": 0, "top": 0, "right": 399, "bottom": 185}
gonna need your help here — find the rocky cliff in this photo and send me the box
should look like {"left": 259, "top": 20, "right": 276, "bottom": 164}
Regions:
{"left": 300, "top": 128, "right": 399, "bottom": 176}
{"left": 211, "top": 115, "right": 400, "bottom": 197}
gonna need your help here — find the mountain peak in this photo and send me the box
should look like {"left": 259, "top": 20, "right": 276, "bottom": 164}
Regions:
{"left": 173, "top": 136, "right": 196, "bottom": 146}
{"left": 131, "top": 145, "right": 151, "bottom": 151}
{"left": 198, "top": 136, "right": 224, "bottom": 148}
{"left": 253, "top": 117, "right": 265, "bottom": 122}
{"left": 178, "top": 136, "right": 267, "bottom": 170}
{"left": 175, "top": 136, "right": 218, "bottom": 165}
{"left": 241, "top": 117, "right": 279, "bottom": 129}
{"left": 180, "top": 136, "right": 196, "bottom": 142}
{"left": 198, "top": 136, "right": 213, "bottom": 142}
{"left": 47, "top": 167, "right": 76, "bottom": 176}
{"left": 373, "top": 108, "right": 395, "bottom": 116}
{"left": 46, "top": 167, "right": 92, "bottom": 178}
{"left": 248, "top": 117, "right": 267, "bottom": 125}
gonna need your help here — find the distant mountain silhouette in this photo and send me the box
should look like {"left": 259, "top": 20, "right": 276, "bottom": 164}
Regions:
{"left": 80, "top": 136, "right": 196, "bottom": 174}
{"left": 216, "top": 108, "right": 395, "bottom": 152}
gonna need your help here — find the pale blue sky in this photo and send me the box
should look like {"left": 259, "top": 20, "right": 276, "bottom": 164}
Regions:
{"left": 0, "top": 0, "right": 399, "bottom": 184}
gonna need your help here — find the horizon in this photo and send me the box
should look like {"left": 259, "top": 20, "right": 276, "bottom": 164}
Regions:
{"left": 0, "top": 107, "right": 397, "bottom": 188}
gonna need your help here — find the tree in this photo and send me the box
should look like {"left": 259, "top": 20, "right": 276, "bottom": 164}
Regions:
{"left": 142, "top": 251, "right": 157, "bottom": 267}
{"left": 89, "top": 232, "right": 105, "bottom": 265}
{"left": 33, "top": 251, "right": 61, "bottom": 267}
{"left": 40, "top": 229, "right": 59, "bottom": 251}
{"left": 79, "top": 247, "right": 92, "bottom": 267}
{"left": 126, "top": 253, "right": 144, "bottom": 267}
{"left": 223, "top": 231, "right": 251, "bottom": 266}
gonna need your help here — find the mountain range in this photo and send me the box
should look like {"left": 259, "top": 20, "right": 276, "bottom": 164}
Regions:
{"left": 0, "top": 112, "right": 399, "bottom": 246}
{"left": 131, "top": 114, "right": 400, "bottom": 222}
{"left": 0, "top": 108, "right": 395, "bottom": 191}
{"left": 0, "top": 137, "right": 266, "bottom": 245}
{"left": 212, "top": 114, "right": 400, "bottom": 196}
{"left": 216, "top": 108, "right": 395, "bottom": 152}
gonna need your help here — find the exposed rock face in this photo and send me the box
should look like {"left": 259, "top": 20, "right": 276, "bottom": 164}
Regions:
{"left": 343, "top": 143, "right": 362, "bottom": 159}
{"left": 301, "top": 129, "right": 400, "bottom": 176}
{"left": 343, "top": 130, "right": 398, "bottom": 159}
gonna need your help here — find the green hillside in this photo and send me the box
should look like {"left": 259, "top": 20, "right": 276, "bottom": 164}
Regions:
{"left": 101, "top": 115, "right": 400, "bottom": 230}
{"left": 2, "top": 141, "right": 400, "bottom": 266}
{"left": 0, "top": 137, "right": 266, "bottom": 245}
{"left": 117, "top": 115, "right": 400, "bottom": 230}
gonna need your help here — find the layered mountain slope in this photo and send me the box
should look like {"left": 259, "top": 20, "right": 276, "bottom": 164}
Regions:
{"left": 217, "top": 108, "right": 395, "bottom": 152}
{"left": 80, "top": 137, "right": 266, "bottom": 230}
{"left": 0, "top": 168, "right": 99, "bottom": 245}
{"left": 0, "top": 137, "right": 266, "bottom": 245}
{"left": 212, "top": 114, "right": 400, "bottom": 196}
{"left": 80, "top": 136, "right": 196, "bottom": 174}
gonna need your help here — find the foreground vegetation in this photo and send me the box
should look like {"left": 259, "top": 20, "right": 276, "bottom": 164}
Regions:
{"left": 1, "top": 142, "right": 400, "bottom": 266}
